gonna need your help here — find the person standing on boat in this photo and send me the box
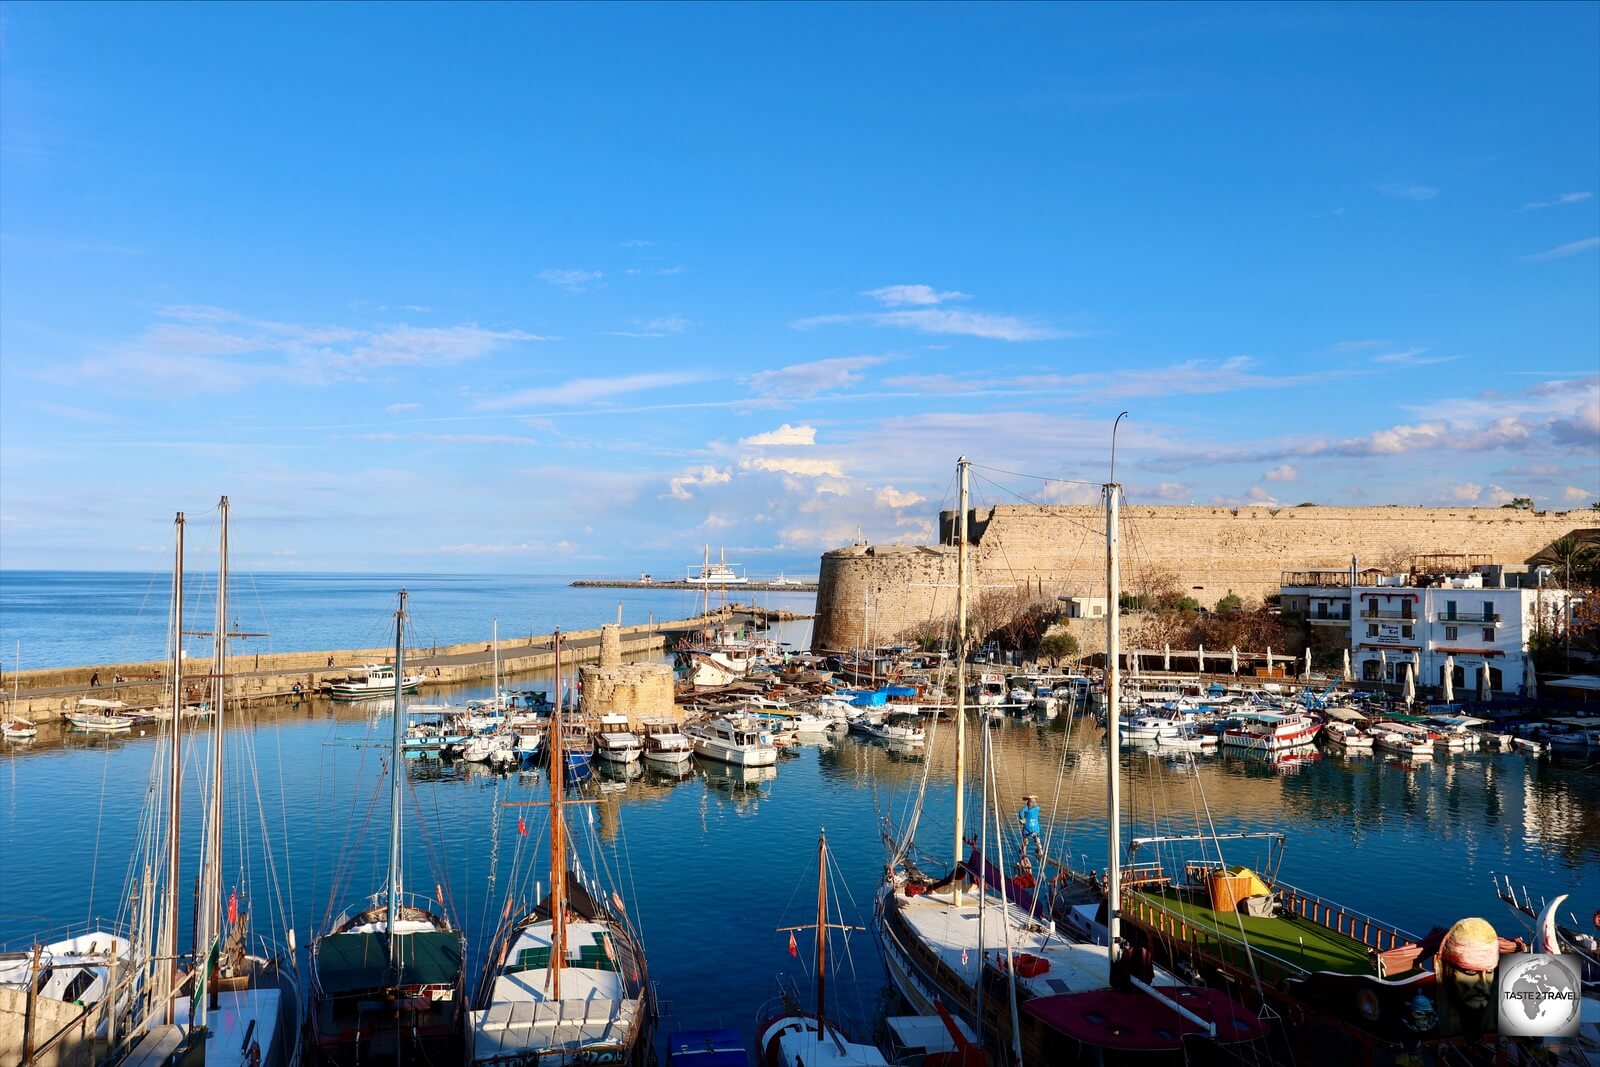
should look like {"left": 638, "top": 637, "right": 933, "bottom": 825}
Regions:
{"left": 1017, "top": 794, "right": 1043, "bottom": 860}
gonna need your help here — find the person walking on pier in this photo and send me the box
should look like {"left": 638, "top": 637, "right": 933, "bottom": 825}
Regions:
{"left": 89, "top": 671, "right": 99, "bottom": 688}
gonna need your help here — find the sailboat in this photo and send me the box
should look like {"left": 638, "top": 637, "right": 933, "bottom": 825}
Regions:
{"left": 468, "top": 629, "right": 655, "bottom": 1066}
{"left": 874, "top": 453, "right": 1266, "bottom": 1063}
{"left": 758, "top": 829, "right": 889, "bottom": 1067}
{"left": 308, "top": 590, "right": 467, "bottom": 1065}
{"left": 121, "top": 498, "right": 303, "bottom": 1066}
{"left": 2, "top": 642, "right": 36, "bottom": 739}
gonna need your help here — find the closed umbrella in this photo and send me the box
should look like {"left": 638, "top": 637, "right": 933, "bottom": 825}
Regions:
{"left": 1303, "top": 647, "right": 1312, "bottom": 679}
{"left": 1524, "top": 659, "right": 1538, "bottom": 700}
{"left": 1412, "top": 650, "right": 1421, "bottom": 681}
{"left": 1198, "top": 643, "right": 1205, "bottom": 673}
{"left": 1402, "top": 663, "right": 1416, "bottom": 704}
{"left": 1341, "top": 648, "right": 1352, "bottom": 682}
{"left": 1380, "top": 649, "right": 1389, "bottom": 681}
{"left": 1442, "top": 655, "right": 1455, "bottom": 703}
{"left": 1478, "top": 665, "right": 1491, "bottom": 702}
{"left": 1163, "top": 643, "right": 1171, "bottom": 672}
{"left": 1266, "top": 645, "right": 1274, "bottom": 677}
{"left": 1230, "top": 645, "right": 1239, "bottom": 674}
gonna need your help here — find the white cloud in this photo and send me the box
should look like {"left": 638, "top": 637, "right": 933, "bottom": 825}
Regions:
{"left": 1263, "top": 464, "right": 1298, "bottom": 482}
{"left": 749, "top": 356, "right": 888, "bottom": 399}
{"left": 1443, "top": 482, "right": 1484, "bottom": 503}
{"left": 611, "top": 314, "right": 690, "bottom": 338}
{"left": 794, "top": 309, "right": 1068, "bottom": 342}
{"left": 667, "top": 465, "right": 732, "bottom": 500}
{"left": 343, "top": 325, "right": 543, "bottom": 369}
{"left": 1518, "top": 192, "right": 1592, "bottom": 212}
{"left": 1378, "top": 183, "right": 1439, "bottom": 201}
{"left": 1371, "top": 347, "right": 1456, "bottom": 367}
{"left": 1245, "top": 486, "right": 1277, "bottom": 504}
{"left": 357, "top": 432, "right": 538, "bottom": 446}
{"left": 483, "top": 371, "right": 705, "bottom": 410}
{"left": 862, "top": 284, "right": 970, "bottom": 307}
{"left": 740, "top": 423, "right": 817, "bottom": 446}
{"left": 537, "top": 268, "right": 603, "bottom": 291}
{"left": 1521, "top": 236, "right": 1600, "bottom": 262}
{"left": 1562, "top": 486, "right": 1592, "bottom": 503}
{"left": 434, "top": 540, "right": 578, "bottom": 555}
{"left": 386, "top": 402, "right": 422, "bottom": 413}
{"left": 740, "top": 456, "right": 846, "bottom": 478}
{"left": 874, "top": 486, "right": 925, "bottom": 508}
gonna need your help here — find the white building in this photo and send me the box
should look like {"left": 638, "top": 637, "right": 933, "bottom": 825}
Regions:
{"left": 1349, "top": 570, "right": 1566, "bottom": 696}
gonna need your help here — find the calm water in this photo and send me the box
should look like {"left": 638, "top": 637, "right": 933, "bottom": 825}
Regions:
{"left": 0, "top": 570, "right": 815, "bottom": 669}
{"left": 2, "top": 657, "right": 1596, "bottom": 1057}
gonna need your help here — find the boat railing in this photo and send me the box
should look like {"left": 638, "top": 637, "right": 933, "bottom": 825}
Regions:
{"left": 0, "top": 916, "right": 133, "bottom": 957}
{"left": 324, "top": 891, "right": 453, "bottom": 934}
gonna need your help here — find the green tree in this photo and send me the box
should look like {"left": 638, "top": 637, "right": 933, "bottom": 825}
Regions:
{"left": 1501, "top": 497, "right": 1534, "bottom": 510}
{"left": 1215, "top": 593, "right": 1243, "bottom": 614}
{"left": 1037, "top": 631, "right": 1080, "bottom": 666}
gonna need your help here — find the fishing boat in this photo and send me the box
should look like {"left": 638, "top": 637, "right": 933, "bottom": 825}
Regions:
{"left": 757, "top": 830, "right": 890, "bottom": 1067}
{"left": 324, "top": 662, "right": 425, "bottom": 699}
{"left": 67, "top": 698, "right": 134, "bottom": 731}
{"left": 469, "top": 629, "right": 654, "bottom": 1066}
{"left": 875, "top": 454, "right": 1267, "bottom": 1064}
{"left": 309, "top": 591, "right": 466, "bottom": 1065}
{"left": 641, "top": 718, "right": 693, "bottom": 767}
{"left": 119, "top": 499, "right": 302, "bottom": 1067}
{"left": 687, "top": 715, "right": 778, "bottom": 767}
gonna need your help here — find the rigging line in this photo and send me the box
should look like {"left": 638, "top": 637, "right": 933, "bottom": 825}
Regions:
{"left": 86, "top": 735, "right": 115, "bottom": 923}
{"left": 968, "top": 462, "right": 1103, "bottom": 487}
{"left": 968, "top": 467, "right": 1105, "bottom": 536}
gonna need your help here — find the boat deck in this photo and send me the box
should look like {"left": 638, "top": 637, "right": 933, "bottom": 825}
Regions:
{"left": 1130, "top": 888, "right": 1376, "bottom": 977}
{"left": 316, "top": 929, "right": 464, "bottom": 994}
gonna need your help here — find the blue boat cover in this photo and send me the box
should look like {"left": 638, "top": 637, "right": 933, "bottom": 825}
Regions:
{"left": 850, "top": 690, "right": 889, "bottom": 707}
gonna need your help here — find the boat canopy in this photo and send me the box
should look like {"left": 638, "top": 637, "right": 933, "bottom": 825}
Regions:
{"left": 1323, "top": 707, "right": 1368, "bottom": 724}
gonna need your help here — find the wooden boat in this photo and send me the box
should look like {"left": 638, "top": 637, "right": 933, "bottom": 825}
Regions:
{"left": 469, "top": 629, "right": 654, "bottom": 1066}
{"left": 758, "top": 830, "right": 889, "bottom": 1067}
{"left": 310, "top": 592, "right": 466, "bottom": 1065}
{"left": 1220, "top": 710, "right": 1320, "bottom": 751}
{"left": 67, "top": 698, "right": 133, "bottom": 731}
{"left": 1370, "top": 721, "right": 1434, "bottom": 757}
{"left": 1319, "top": 720, "right": 1374, "bottom": 752}
{"left": 324, "top": 662, "right": 424, "bottom": 699}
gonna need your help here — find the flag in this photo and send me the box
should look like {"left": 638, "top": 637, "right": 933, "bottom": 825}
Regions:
{"left": 788, "top": 932, "right": 798, "bottom": 958}
{"left": 517, "top": 816, "right": 528, "bottom": 836}
{"left": 961, "top": 947, "right": 969, "bottom": 967}
{"left": 436, "top": 884, "right": 444, "bottom": 905}
{"left": 192, "top": 934, "right": 221, "bottom": 1014}
{"left": 227, "top": 889, "right": 238, "bottom": 926}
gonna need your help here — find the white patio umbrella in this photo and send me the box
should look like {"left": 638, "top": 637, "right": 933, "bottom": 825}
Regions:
{"left": 1198, "top": 643, "right": 1206, "bottom": 673}
{"left": 1163, "top": 642, "right": 1171, "bottom": 672}
{"left": 1442, "top": 655, "right": 1455, "bottom": 703}
{"left": 1478, "top": 664, "right": 1491, "bottom": 702}
{"left": 1380, "top": 649, "right": 1389, "bottom": 680}
{"left": 1266, "top": 645, "right": 1274, "bottom": 677}
{"left": 1230, "top": 645, "right": 1239, "bottom": 674}
{"left": 1341, "top": 648, "right": 1352, "bottom": 682}
{"left": 1402, "top": 663, "right": 1416, "bottom": 703}
{"left": 1411, "top": 650, "right": 1421, "bottom": 681}
{"left": 1524, "top": 659, "right": 1538, "bottom": 699}
{"left": 1303, "top": 647, "right": 1313, "bottom": 679}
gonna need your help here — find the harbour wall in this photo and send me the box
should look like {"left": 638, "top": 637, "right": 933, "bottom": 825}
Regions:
{"left": 812, "top": 504, "right": 1594, "bottom": 651}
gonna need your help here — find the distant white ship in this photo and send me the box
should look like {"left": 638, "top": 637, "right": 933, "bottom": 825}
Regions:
{"left": 686, "top": 544, "right": 747, "bottom": 585}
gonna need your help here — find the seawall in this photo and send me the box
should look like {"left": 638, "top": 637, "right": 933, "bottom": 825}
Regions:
{"left": 812, "top": 504, "right": 1595, "bottom": 651}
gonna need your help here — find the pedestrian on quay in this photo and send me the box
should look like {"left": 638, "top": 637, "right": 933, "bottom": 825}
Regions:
{"left": 89, "top": 671, "right": 100, "bottom": 688}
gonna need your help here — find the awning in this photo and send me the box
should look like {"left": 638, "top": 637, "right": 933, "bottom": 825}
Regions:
{"left": 1546, "top": 675, "right": 1600, "bottom": 692}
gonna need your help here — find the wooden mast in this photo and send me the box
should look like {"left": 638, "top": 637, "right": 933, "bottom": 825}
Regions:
{"left": 814, "top": 830, "right": 828, "bottom": 1042}
{"left": 548, "top": 629, "right": 566, "bottom": 1001}
{"left": 195, "top": 496, "right": 229, "bottom": 1028}
{"left": 160, "top": 512, "right": 184, "bottom": 1024}
{"left": 386, "top": 590, "right": 408, "bottom": 968}
{"left": 953, "top": 457, "right": 969, "bottom": 904}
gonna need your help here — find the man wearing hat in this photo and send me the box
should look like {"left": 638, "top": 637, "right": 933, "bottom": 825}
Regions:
{"left": 1017, "top": 794, "right": 1043, "bottom": 860}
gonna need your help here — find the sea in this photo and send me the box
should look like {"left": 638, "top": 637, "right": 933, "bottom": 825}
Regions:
{"left": 0, "top": 572, "right": 1596, "bottom": 1059}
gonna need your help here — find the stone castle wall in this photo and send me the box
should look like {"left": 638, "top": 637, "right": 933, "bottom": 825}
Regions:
{"left": 812, "top": 505, "right": 1593, "bottom": 651}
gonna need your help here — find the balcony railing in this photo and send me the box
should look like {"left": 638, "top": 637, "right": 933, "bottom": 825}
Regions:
{"left": 1434, "top": 611, "right": 1498, "bottom": 623}
{"left": 1358, "top": 608, "right": 1416, "bottom": 621}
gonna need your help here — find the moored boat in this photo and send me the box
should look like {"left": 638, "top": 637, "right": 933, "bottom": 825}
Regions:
{"left": 67, "top": 698, "right": 134, "bottom": 731}
{"left": 687, "top": 715, "right": 778, "bottom": 767}
{"left": 324, "top": 662, "right": 425, "bottom": 699}
{"left": 1, "top": 717, "right": 37, "bottom": 739}
{"left": 1220, "top": 710, "right": 1320, "bottom": 751}
{"left": 641, "top": 718, "right": 693, "bottom": 767}
{"left": 1319, "top": 720, "right": 1374, "bottom": 752}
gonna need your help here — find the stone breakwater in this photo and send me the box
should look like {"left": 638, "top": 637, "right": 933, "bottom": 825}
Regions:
{"left": 812, "top": 504, "right": 1594, "bottom": 651}
{"left": 0, "top": 615, "right": 725, "bottom": 722}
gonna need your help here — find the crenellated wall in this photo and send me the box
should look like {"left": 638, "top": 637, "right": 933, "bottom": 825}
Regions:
{"left": 813, "top": 505, "right": 1594, "bottom": 651}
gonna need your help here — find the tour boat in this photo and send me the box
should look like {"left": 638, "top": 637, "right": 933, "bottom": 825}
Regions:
{"left": 687, "top": 716, "right": 778, "bottom": 767}
{"left": 469, "top": 629, "right": 654, "bottom": 1066}
{"left": 685, "top": 544, "right": 748, "bottom": 585}
{"left": 641, "top": 719, "right": 693, "bottom": 767}
{"left": 325, "top": 662, "right": 425, "bottom": 699}
{"left": 310, "top": 592, "right": 466, "bottom": 1065}
{"left": 1320, "top": 720, "right": 1374, "bottom": 752}
{"left": 1220, "top": 710, "right": 1320, "bottom": 751}
{"left": 1, "top": 718, "right": 37, "bottom": 739}
{"left": 66, "top": 698, "right": 134, "bottom": 731}
{"left": 594, "top": 714, "right": 644, "bottom": 764}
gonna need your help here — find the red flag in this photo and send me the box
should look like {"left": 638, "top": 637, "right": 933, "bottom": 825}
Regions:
{"left": 227, "top": 889, "right": 238, "bottom": 926}
{"left": 436, "top": 884, "right": 444, "bottom": 904}
{"left": 788, "top": 932, "right": 798, "bottom": 958}
{"left": 517, "top": 817, "right": 528, "bottom": 836}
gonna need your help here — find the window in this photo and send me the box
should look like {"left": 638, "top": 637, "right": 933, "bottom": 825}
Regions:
{"left": 1483, "top": 627, "right": 1494, "bottom": 642}
{"left": 1445, "top": 599, "right": 1457, "bottom": 620}
{"left": 1445, "top": 625, "right": 1459, "bottom": 641}
{"left": 1367, "top": 624, "right": 1378, "bottom": 637}
{"left": 1401, "top": 601, "right": 1413, "bottom": 619}
{"left": 1367, "top": 597, "right": 1378, "bottom": 615}
{"left": 1483, "top": 601, "right": 1494, "bottom": 621}
{"left": 1402, "top": 625, "right": 1414, "bottom": 639}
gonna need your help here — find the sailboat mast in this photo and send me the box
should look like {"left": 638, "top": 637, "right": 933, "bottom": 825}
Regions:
{"left": 953, "top": 457, "right": 970, "bottom": 904}
{"left": 549, "top": 630, "right": 566, "bottom": 1001}
{"left": 814, "top": 830, "right": 828, "bottom": 1041}
{"left": 1104, "top": 477, "right": 1122, "bottom": 972}
{"left": 493, "top": 618, "right": 500, "bottom": 705}
{"left": 195, "top": 496, "right": 229, "bottom": 1028}
{"left": 161, "top": 512, "right": 184, "bottom": 1024}
{"left": 387, "top": 589, "right": 408, "bottom": 966}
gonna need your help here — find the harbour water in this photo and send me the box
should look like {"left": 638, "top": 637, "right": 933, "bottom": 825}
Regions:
{"left": 1, "top": 649, "right": 1594, "bottom": 1056}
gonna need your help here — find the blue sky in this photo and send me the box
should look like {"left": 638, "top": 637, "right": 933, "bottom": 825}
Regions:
{"left": 2, "top": 3, "right": 1597, "bottom": 575}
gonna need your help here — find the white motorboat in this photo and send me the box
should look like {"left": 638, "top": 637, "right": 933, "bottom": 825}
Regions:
{"left": 0, "top": 929, "right": 136, "bottom": 1026}
{"left": 1371, "top": 722, "right": 1434, "bottom": 757}
{"left": 686, "top": 716, "right": 778, "bottom": 767}
{"left": 1124, "top": 713, "right": 1182, "bottom": 741}
{"left": 861, "top": 712, "right": 926, "bottom": 745}
{"left": 2, "top": 718, "right": 37, "bottom": 739}
{"left": 1155, "top": 727, "right": 1218, "bottom": 752}
{"left": 641, "top": 718, "right": 693, "bottom": 767}
{"left": 1320, "top": 721, "right": 1374, "bottom": 752}
{"left": 594, "top": 728, "right": 644, "bottom": 764}
{"left": 325, "top": 663, "right": 425, "bottom": 699}
{"left": 464, "top": 731, "right": 516, "bottom": 765}
{"left": 66, "top": 698, "right": 133, "bottom": 731}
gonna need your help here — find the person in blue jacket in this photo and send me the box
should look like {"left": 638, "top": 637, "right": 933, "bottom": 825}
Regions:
{"left": 1018, "top": 794, "right": 1043, "bottom": 859}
